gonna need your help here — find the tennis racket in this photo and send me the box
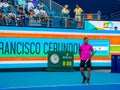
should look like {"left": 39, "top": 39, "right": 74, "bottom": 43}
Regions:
{"left": 85, "top": 49, "right": 97, "bottom": 64}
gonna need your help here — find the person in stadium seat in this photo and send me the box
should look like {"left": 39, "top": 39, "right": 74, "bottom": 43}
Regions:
{"left": 33, "top": 6, "right": 41, "bottom": 22}
{"left": 2, "top": 0, "right": 10, "bottom": 8}
{"left": 18, "top": 0, "right": 27, "bottom": 10}
{"left": 39, "top": 6, "right": 48, "bottom": 22}
{"left": 8, "top": 10, "right": 18, "bottom": 26}
{"left": 29, "top": 9, "right": 34, "bottom": 17}
{"left": 17, "top": 9, "right": 24, "bottom": 26}
{"left": 26, "top": 0, "right": 34, "bottom": 13}
{"left": 0, "top": 10, "right": 3, "bottom": 25}
{"left": 33, "top": 6, "right": 40, "bottom": 17}
{"left": 0, "top": 9, "right": 9, "bottom": 25}
{"left": 38, "top": 0, "right": 45, "bottom": 9}
{"left": 74, "top": 4, "right": 83, "bottom": 28}
{"left": 0, "top": 0, "right": 3, "bottom": 8}
{"left": 12, "top": 0, "right": 18, "bottom": 6}
{"left": 24, "top": 11, "right": 29, "bottom": 26}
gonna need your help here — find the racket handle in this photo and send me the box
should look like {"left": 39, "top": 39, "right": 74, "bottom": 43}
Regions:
{"left": 85, "top": 59, "right": 89, "bottom": 63}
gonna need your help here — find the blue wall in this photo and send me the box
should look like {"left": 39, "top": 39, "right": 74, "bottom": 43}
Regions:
{"left": 53, "top": 0, "right": 120, "bottom": 18}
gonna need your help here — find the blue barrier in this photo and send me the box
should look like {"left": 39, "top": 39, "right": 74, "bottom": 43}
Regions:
{"left": 111, "top": 55, "right": 120, "bottom": 73}
{"left": 117, "top": 55, "right": 120, "bottom": 73}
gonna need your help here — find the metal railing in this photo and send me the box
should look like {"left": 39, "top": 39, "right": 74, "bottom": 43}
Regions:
{"left": 28, "top": 16, "right": 76, "bottom": 28}
{"left": 0, "top": 13, "right": 100, "bottom": 29}
{"left": 81, "top": 13, "right": 101, "bottom": 20}
{"left": 24, "top": 13, "right": 101, "bottom": 28}
{"left": 42, "top": 0, "right": 63, "bottom": 15}
{"left": 101, "top": 15, "right": 108, "bottom": 20}
{"left": 111, "top": 11, "right": 120, "bottom": 17}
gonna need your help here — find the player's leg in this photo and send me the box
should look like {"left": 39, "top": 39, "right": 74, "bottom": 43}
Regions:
{"left": 87, "top": 60, "right": 91, "bottom": 84}
{"left": 75, "top": 15, "right": 79, "bottom": 28}
{"left": 87, "top": 68, "right": 91, "bottom": 84}
{"left": 80, "top": 60, "right": 87, "bottom": 83}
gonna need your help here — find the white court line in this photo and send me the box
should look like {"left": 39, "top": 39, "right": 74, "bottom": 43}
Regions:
{"left": 0, "top": 61, "right": 47, "bottom": 64}
{"left": 1, "top": 83, "right": 120, "bottom": 89}
{"left": 0, "top": 60, "right": 110, "bottom": 64}
{"left": 74, "top": 60, "right": 111, "bottom": 63}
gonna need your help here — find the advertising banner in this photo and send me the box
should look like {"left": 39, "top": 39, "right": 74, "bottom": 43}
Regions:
{"left": 85, "top": 20, "right": 120, "bottom": 30}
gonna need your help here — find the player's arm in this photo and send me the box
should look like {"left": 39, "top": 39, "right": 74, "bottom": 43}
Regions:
{"left": 61, "top": 9, "right": 64, "bottom": 13}
{"left": 79, "top": 47, "right": 81, "bottom": 57}
{"left": 80, "top": 8, "right": 84, "bottom": 13}
{"left": 79, "top": 49, "right": 81, "bottom": 55}
{"left": 91, "top": 50, "right": 94, "bottom": 57}
{"left": 67, "top": 9, "right": 70, "bottom": 14}
{"left": 90, "top": 46, "right": 94, "bottom": 58}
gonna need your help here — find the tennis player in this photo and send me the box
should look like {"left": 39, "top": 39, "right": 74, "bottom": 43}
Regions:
{"left": 79, "top": 37, "right": 94, "bottom": 84}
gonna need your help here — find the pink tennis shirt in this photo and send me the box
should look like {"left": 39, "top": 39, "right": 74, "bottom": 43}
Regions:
{"left": 79, "top": 44, "right": 93, "bottom": 60}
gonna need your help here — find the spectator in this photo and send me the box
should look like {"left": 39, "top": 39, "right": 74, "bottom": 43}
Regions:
{"left": 33, "top": 6, "right": 41, "bottom": 22}
{"left": 29, "top": 9, "right": 34, "bottom": 17}
{"left": 32, "top": 0, "right": 39, "bottom": 7}
{"left": 61, "top": 5, "right": 70, "bottom": 27}
{"left": 74, "top": 4, "right": 83, "bottom": 28}
{"left": 39, "top": 6, "right": 48, "bottom": 21}
{"left": 8, "top": 10, "right": 18, "bottom": 26}
{"left": 33, "top": 6, "right": 40, "bottom": 17}
{"left": 61, "top": 5, "right": 70, "bottom": 15}
{"left": 0, "top": 9, "right": 9, "bottom": 25}
{"left": 38, "top": 0, "right": 45, "bottom": 9}
{"left": 2, "top": 0, "right": 10, "bottom": 8}
{"left": 18, "top": 0, "right": 27, "bottom": 10}
{"left": 27, "top": 0, "right": 34, "bottom": 12}
{"left": 17, "top": 9, "right": 24, "bottom": 26}
{"left": 0, "top": 10, "right": 3, "bottom": 25}
{"left": 24, "top": 11, "right": 29, "bottom": 26}
{"left": 13, "top": 0, "right": 18, "bottom": 6}
{"left": 0, "top": 0, "right": 3, "bottom": 8}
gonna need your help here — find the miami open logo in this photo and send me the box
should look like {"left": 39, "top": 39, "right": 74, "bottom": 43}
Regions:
{"left": 103, "top": 21, "right": 114, "bottom": 30}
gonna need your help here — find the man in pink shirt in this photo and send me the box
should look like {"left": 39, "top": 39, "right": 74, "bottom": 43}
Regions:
{"left": 79, "top": 37, "right": 94, "bottom": 84}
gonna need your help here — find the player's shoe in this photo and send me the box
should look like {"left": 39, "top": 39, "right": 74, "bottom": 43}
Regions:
{"left": 82, "top": 77, "right": 87, "bottom": 84}
{"left": 86, "top": 78, "right": 90, "bottom": 85}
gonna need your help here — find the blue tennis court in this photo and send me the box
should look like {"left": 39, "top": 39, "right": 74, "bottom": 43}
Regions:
{"left": 0, "top": 71, "right": 120, "bottom": 90}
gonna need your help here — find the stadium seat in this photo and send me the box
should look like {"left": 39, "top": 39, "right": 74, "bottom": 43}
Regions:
{"left": 50, "top": 10, "right": 57, "bottom": 16}
{"left": 3, "top": 7, "right": 10, "bottom": 14}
